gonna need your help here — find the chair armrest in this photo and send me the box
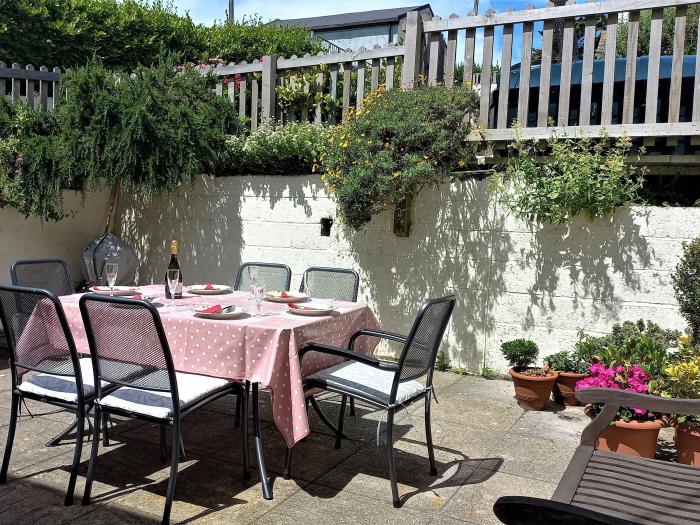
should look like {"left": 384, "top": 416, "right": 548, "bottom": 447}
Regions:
{"left": 576, "top": 388, "right": 700, "bottom": 417}
{"left": 348, "top": 329, "right": 407, "bottom": 350}
{"left": 299, "top": 343, "right": 399, "bottom": 371}
{"left": 493, "top": 496, "right": 638, "bottom": 525}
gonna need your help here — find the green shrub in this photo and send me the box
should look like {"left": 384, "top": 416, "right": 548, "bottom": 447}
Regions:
{"left": 544, "top": 350, "right": 588, "bottom": 374}
{"left": 222, "top": 122, "right": 328, "bottom": 175}
{"left": 435, "top": 351, "right": 450, "bottom": 372}
{"left": 491, "top": 131, "right": 643, "bottom": 225}
{"left": 673, "top": 238, "right": 700, "bottom": 342}
{"left": 480, "top": 366, "right": 499, "bottom": 380}
{"left": 0, "top": 57, "right": 241, "bottom": 220}
{"left": 320, "top": 84, "right": 478, "bottom": 230}
{"left": 576, "top": 320, "right": 680, "bottom": 379}
{"left": 0, "top": 1, "right": 321, "bottom": 69}
{"left": 500, "top": 339, "right": 539, "bottom": 371}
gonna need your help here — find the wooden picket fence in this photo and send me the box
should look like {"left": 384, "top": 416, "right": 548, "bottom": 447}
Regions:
{"left": 4, "top": 0, "right": 700, "bottom": 145}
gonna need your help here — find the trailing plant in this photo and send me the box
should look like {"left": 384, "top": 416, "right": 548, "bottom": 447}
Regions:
{"left": 320, "top": 84, "right": 478, "bottom": 230}
{"left": 491, "top": 130, "right": 644, "bottom": 225}
{"left": 500, "top": 339, "right": 539, "bottom": 371}
{"left": 544, "top": 350, "right": 588, "bottom": 374}
{"left": 0, "top": 1, "right": 321, "bottom": 69}
{"left": 276, "top": 67, "right": 334, "bottom": 120}
{"left": 0, "top": 57, "right": 241, "bottom": 220}
{"left": 0, "top": 99, "right": 65, "bottom": 220}
{"left": 222, "top": 122, "right": 329, "bottom": 175}
{"left": 673, "top": 238, "right": 700, "bottom": 343}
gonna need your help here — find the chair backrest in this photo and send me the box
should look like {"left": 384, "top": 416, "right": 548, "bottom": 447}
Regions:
{"left": 234, "top": 262, "right": 292, "bottom": 292}
{"left": 79, "top": 294, "right": 178, "bottom": 401}
{"left": 395, "top": 295, "right": 456, "bottom": 388}
{"left": 11, "top": 259, "right": 74, "bottom": 297}
{"left": 299, "top": 267, "right": 360, "bottom": 302}
{"left": 0, "top": 285, "right": 82, "bottom": 389}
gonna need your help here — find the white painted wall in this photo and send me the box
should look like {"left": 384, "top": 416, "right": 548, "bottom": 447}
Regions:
{"left": 0, "top": 189, "right": 111, "bottom": 285}
{"left": 119, "top": 175, "right": 698, "bottom": 373}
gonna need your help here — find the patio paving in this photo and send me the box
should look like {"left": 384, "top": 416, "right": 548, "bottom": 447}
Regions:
{"left": 0, "top": 363, "right": 594, "bottom": 525}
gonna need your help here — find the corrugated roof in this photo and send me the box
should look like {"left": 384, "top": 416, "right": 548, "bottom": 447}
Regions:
{"left": 271, "top": 5, "right": 432, "bottom": 31}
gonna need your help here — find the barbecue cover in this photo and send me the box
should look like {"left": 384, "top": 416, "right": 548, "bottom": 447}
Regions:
{"left": 82, "top": 233, "right": 138, "bottom": 286}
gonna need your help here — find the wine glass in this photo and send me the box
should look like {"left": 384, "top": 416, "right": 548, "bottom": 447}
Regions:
{"left": 253, "top": 284, "right": 264, "bottom": 317}
{"left": 167, "top": 268, "right": 180, "bottom": 306}
{"left": 248, "top": 266, "right": 259, "bottom": 289}
{"left": 105, "top": 262, "right": 119, "bottom": 296}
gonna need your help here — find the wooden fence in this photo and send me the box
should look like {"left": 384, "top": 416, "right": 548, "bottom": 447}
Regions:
{"left": 4, "top": 0, "right": 700, "bottom": 145}
{"left": 0, "top": 62, "right": 62, "bottom": 110}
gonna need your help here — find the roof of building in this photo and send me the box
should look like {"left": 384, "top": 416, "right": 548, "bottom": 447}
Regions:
{"left": 271, "top": 5, "right": 432, "bottom": 31}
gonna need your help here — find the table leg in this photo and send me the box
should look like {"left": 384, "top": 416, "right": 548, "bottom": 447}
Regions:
{"left": 252, "top": 382, "right": 273, "bottom": 500}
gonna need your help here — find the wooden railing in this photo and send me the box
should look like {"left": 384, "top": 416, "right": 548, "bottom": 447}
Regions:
{"left": 5, "top": 0, "right": 700, "bottom": 146}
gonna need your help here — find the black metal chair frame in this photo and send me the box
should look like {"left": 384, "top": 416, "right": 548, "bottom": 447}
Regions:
{"left": 79, "top": 294, "right": 249, "bottom": 524}
{"left": 233, "top": 262, "right": 292, "bottom": 292}
{"left": 0, "top": 284, "right": 97, "bottom": 506}
{"left": 299, "top": 266, "right": 361, "bottom": 418}
{"left": 493, "top": 388, "right": 700, "bottom": 525}
{"left": 284, "top": 295, "right": 456, "bottom": 508}
{"left": 298, "top": 266, "right": 360, "bottom": 301}
{"left": 11, "top": 258, "right": 75, "bottom": 296}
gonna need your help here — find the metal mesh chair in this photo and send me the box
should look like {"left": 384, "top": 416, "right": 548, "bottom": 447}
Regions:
{"left": 79, "top": 294, "right": 248, "bottom": 524}
{"left": 299, "top": 267, "right": 359, "bottom": 302}
{"left": 234, "top": 262, "right": 291, "bottom": 292}
{"left": 11, "top": 259, "right": 75, "bottom": 297}
{"left": 0, "top": 285, "right": 94, "bottom": 506}
{"left": 285, "top": 295, "right": 456, "bottom": 507}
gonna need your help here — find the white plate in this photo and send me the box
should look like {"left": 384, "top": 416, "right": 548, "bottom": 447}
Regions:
{"left": 90, "top": 286, "right": 138, "bottom": 297}
{"left": 287, "top": 304, "right": 335, "bottom": 316}
{"left": 265, "top": 291, "right": 308, "bottom": 303}
{"left": 193, "top": 305, "right": 247, "bottom": 320}
{"left": 188, "top": 285, "right": 232, "bottom": 295}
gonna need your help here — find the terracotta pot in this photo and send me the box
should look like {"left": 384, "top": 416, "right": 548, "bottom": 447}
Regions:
{"left": 675, "top": 423, "right": 700, "bottom": 466}
{"left": 552, "top": 372, "right": 587, "bottom": 406}
{"left": 584, "top": 405, "right": 662, "bottom": 458}
{"left": 509, "top": 368, "right": 558, "bottom": 410}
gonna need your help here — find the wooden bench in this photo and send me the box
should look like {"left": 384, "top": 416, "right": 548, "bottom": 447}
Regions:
{"left": 493, "top": 388, "right": 700, "bottom": 525}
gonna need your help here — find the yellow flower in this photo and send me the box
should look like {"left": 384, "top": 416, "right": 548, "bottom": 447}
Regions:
{"left": 367, "top": 140, "right": 372, "bottom": 145}
{"left": 458, "top": 160, "right": 465, "bottom": 167}
{"left": 393, "top": 171, "right": 401, "bottom": 177}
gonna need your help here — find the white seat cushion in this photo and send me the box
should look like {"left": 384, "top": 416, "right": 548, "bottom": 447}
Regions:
{"left": 98, "top": 372, "right": 230, "bottom": 420}
{"left": 18, "top": 358, "right": 101, "bottom": 403}
{"left": 305, "top": 361, "right": 426, "bottom": 407}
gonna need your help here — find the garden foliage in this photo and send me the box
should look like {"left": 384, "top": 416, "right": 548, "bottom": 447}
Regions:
{"left": 320, "top": 84, "right": 479, "bottom": 230}
{"left": 673, "top": 238, "right": 700, "bottom": 343}
{"left": 0, "top": 0, "right": 321, "bottom": 69}
{"left": 491, "top": 131, "right": 643, "bottom": 225}
{"left": 500, "top": 339, "right": 539, "bottom": 371}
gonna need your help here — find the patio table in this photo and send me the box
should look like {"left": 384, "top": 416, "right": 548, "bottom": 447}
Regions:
{"left": 26, "top": 284, "right": 380, "bottom": 499}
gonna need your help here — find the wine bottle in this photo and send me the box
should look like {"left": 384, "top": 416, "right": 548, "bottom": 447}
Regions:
{"left": 164, "top": 239, "right": 183, "bottom": 299}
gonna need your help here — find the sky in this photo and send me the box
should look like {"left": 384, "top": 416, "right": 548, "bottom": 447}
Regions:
{"left": 171, "top": 0, "right": 551, "bottom": 25}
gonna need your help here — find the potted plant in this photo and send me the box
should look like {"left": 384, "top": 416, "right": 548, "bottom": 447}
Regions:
{"left": 578, "top": 364, "right": 662, "bottom": 458}
{"left": 501, "top": 339, "right": 558, "bottom": 410}
{"left": 545, "top": 350, "right": 589, "bottom": 406}
{"left": 658, "top": 353, "right": 700, "bottom": 466}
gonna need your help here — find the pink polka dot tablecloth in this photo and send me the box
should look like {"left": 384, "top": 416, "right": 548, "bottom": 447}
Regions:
{"left": 56, "top": 285, "right": 381, "bottom": 447}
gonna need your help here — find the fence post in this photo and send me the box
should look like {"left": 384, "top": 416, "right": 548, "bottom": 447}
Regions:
{"left": 261, "top": 55, "right": 277, "bottom": 123}
{"left": 402, "top": 11, "right": 423, "bottom": 89}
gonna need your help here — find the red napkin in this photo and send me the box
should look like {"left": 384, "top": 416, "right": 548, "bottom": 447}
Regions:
{"left": 281, "top": 291, "right": 290, "bottom": 298}
{"left": 133, "top": 294, "right": 142, "bottom": 300}
{"left": 200, "top": 304, "right": 222, "bottom": 314}
{"left": 288, "top": 303, "right": 299, "bottom": 309}
{"left": 204, "top": 283, "right": 215, "bottom": 290}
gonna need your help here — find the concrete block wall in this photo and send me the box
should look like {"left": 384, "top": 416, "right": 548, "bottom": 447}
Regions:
{"left": 0, "top": 189, "right": 111, "bottom": 285}
{"left": 119, "top": 174, "right": 700, "bottom": 373}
